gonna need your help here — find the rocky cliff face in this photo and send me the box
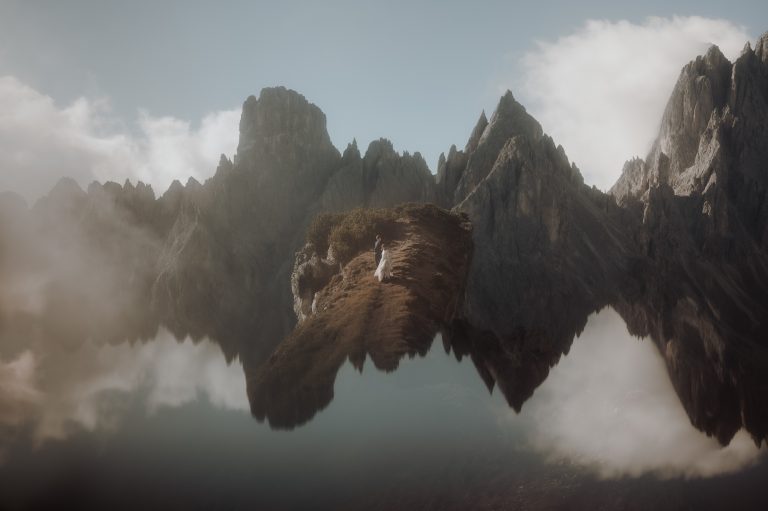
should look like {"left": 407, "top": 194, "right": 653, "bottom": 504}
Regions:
{"left": 612, "top": 35, "right": 768, "bottom": 216}
{"left": 607, "top": 33, "right": 768, "bottom": 446}
{"left": 247, "top": 204, "right": 472, "bottom": 428}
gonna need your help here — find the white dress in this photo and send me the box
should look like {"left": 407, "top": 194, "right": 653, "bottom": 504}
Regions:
{"left": 374, "top": 247, "right": 393, "bottom": 282}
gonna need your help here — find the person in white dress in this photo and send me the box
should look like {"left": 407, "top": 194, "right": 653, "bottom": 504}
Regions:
{"left": 374, "top": 243, "right": 393, "bottom": 282}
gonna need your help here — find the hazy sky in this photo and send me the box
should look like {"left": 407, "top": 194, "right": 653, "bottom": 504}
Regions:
{"left": 1, "top": 0, "right": 767, "bottom": 199}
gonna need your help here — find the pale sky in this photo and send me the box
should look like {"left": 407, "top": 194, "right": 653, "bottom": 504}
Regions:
{"left": 1, "top": 0, "right": 767, "bottom": 199}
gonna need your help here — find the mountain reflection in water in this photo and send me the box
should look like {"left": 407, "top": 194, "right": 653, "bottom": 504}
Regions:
{"left": 0, "top": 308, "right": 766, "bottom": 510}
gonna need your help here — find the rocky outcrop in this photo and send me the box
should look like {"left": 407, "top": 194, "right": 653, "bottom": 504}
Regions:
{"left": 246, "top": 204, "right": 472, "bottom": 428}
{"left": 290, "top": 244, "right": 339, "bottom": 322}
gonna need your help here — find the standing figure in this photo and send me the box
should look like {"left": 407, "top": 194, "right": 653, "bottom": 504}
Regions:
{"left": 374, "top": 243, "right": 393, "bottom": 282}
{"left": 374, "top": 234, "right": 382, "bottom": 266}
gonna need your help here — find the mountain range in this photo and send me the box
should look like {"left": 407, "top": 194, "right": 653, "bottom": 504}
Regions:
{"left": 1, "top": 32, "right": 767, "bottom": 445}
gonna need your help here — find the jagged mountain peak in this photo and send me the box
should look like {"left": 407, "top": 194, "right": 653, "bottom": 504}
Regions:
{"left": 167, "top": 179, "right": 184, "bottom": 192}
{"left": 483, "top": 89, "right": 543, "bottom": 147}
{"left": 498, "top": 89, "right": 516, "bottom": 106}
{"left": 342, "top": 138, "right": 361, "bottom": 161}
{"left": 36, "top": 177, "right": 87, "bottom": 213}
{"left": 363, "top": 138, "right": 396, "bottom": 163}
{"left": 235, "top": 86, "right": 336, "bottom": 168}
{"left": 49, "top": 176, "right": 85, "bottom": 197}
{"left": 612, "top": 31, "right": 768, "bottom": 206}
{"left": 488, "top": 90, "right": 537, "bottom": 125}
{"left": 703, "top": 44, "right": 729, "bottom": 66}
{"left": 186, "top": 177, "right": 202, "bottom": 189}
{"left": 465, "top": 110, "right": 489, "bottom": 153}
{"left": 755, "top": 31, "right": 768, "bottom": 63}
{"left": 611, "top": 43, "right": 736, "bottom": 204}
{"left": 448, "top": 90, "right": 544, "bottom": 204}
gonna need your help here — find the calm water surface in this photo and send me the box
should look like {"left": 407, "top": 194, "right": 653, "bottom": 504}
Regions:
{"left": 0, "top": 308, "right": 766, "bottom": 510}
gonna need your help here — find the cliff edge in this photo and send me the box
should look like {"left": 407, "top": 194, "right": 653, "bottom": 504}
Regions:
{"left": 246, "top": 204, "right": 472, "bottom": 428}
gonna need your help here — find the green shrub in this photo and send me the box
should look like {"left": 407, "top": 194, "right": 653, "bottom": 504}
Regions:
{"left": 330, "top": 208, "right": 398, "bottom": 264}
{"left": 306, "top": 212, "right": 346, "bottom": 255}
{"left": 306, "top": 208, "right": 398, "bottom": 264}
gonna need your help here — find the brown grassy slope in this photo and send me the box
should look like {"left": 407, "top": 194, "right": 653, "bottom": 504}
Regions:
{"left": 246, "top": 204, "right": 473, "bottom": 429}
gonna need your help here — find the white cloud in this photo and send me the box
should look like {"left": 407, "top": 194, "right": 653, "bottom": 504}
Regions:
{"left": 515, "top": 307, "right": 764, "bottom": 479}
{"left": 0, "top": 331, "right": 248, "bottom": 451}
{"left": 515, "top": 16, "right": 751, "bottom": 191}
{"left": 0, "top": 351, "right": 40, "bottom": 426}
{"left": 0, "top": 75, "right": 239, "bottom": 202}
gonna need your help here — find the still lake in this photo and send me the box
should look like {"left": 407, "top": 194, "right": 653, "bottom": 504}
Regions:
{"left": 0, "top": 308, "right": 766, "bottom": 510}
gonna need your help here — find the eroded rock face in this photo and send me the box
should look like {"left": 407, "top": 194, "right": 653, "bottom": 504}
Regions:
{"left": 290, "top": 244, "right": 338, "bottom": 322}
